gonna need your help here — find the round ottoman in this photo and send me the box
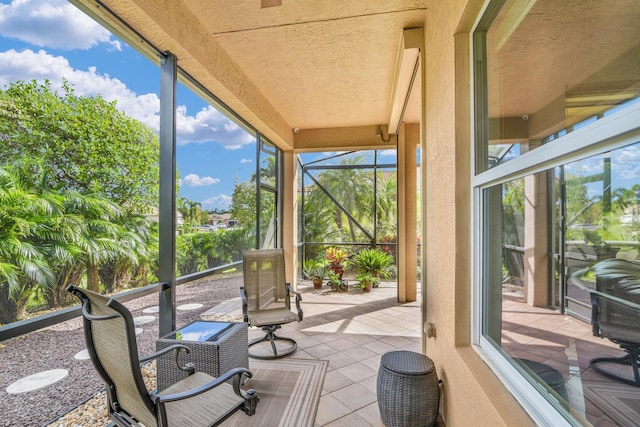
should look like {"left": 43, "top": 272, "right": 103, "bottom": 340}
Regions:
{"left": 377, "top": 350, "right": 440, "bottom": 427}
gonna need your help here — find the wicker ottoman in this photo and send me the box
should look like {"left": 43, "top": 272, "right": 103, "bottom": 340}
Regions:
{"left": 156, "top": 320, "right": 248, "bottom": 391}
{"left": 377, "top": 350, "right": 439, "bottom": 427}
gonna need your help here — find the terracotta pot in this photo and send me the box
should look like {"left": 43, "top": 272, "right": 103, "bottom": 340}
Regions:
{"left": 331, "top": 281, "right": 347, "bottom": 292}
{"left": 313, "top": 278, "right": 323, "bottom": 289}
{"left": 361, "top": 281, "right": 372, "bottom": 293}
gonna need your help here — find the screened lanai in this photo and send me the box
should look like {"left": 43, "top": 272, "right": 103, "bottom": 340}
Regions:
{"left": 297, "top": 150, "right": 416, "bottom": 279}
{"left": 10, "top": 1, "right": 639, "bottom": 426}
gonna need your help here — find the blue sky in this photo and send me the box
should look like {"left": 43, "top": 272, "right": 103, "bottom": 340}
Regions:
{"left": 0, "top": 0, "right": 400, "bottom": 212}
{"left": 0, "top": 0, "right": 257, "bottom": 211}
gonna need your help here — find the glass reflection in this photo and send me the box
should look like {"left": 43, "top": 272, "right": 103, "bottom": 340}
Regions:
{"left": 484, "top": 140, "right": 640, "bottom": 424}
{"left": 477, "top": 0, "right": 640, "bottom": 172}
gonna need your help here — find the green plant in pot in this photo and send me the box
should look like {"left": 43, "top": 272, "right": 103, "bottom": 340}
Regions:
{"left": 304, "top": 258, "right": 327, "bottom": 289}
{"left": 352, "top": 248, "right": 393, "bottom": 288}
{"left": 326, "top": 247, "right": 348, "bottom": 281}
{"left": 356, "top": 272, "right": 378, "bottom": 293}
{"left": 327, "top": 270, "right": 347, "bottom": 292}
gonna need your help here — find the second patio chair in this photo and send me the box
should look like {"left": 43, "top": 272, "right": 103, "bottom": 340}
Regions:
{"left": 241, "top": 248, "right": 303, "bottom": 359}
{"left": 591, "top": 258, "right": 640, "bottom": 387}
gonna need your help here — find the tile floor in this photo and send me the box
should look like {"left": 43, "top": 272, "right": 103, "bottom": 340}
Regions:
{"left": 206, "top": 281, "right": 639, "bottom": 426}
{"left": 502, "top": 290, "right": 640, "bottom": 426}
{"left": 204, "top": 281, "right": 423, "bottom": 426}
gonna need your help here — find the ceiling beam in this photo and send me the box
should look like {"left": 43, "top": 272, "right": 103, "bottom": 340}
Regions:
{"left": 294, "top": 125, "right": 396, "bottom": 153}
{"left": 387, "top": 28, "right": 423, "bottom": 136}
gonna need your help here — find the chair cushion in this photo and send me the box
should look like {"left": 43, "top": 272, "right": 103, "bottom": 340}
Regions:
{"left": 247, "top": 308, "right": 300, "bottom": 327}
{"left": 158, "top": 372, "right": 244, "bottom": 426}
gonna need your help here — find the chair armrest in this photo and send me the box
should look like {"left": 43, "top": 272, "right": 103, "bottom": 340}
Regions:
{"left": 287, "top": 284, "right": 303, "bottom": 321}
{"left": 141, "top": 344, "right": 195, "bottom": 375}
{"left": 154, "top": 367, "right": 256, "bottom": 404}
{"left": 240, "top": 286, "right": 249, "bottom": 323}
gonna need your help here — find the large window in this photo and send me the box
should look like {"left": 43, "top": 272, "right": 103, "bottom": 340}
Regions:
{"left": 474, "top": 1, "right": 640, "bottom": 425}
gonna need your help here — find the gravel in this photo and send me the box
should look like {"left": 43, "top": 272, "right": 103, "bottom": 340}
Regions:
{"left": 0, "top": 274, "right": 244, "bottom": 427}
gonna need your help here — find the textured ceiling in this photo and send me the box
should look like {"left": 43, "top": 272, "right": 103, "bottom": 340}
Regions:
{"left": 182, "top": 0, "right": 427, "bottom": 130}
{"left": 78, "top": 0, "right": 640, "bottom": 147}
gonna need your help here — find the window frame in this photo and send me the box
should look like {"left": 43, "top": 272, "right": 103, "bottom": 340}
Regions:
{"left": 470, "top": 1, "right": 640, "bottom": 425}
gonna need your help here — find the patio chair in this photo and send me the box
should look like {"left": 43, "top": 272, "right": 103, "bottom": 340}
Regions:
{"left": 67, "top": 286, "right": 258, "bottom": 426}
{"left": 241, "top": 248, "right": 303, "bottom": 359}
{"left": 590, "top": 258, "right": 640, "bottom": 386}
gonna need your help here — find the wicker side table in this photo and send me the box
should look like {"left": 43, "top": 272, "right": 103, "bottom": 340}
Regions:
{"left": 377, "top": 350, "right": 439, "bottom": 427}
{"left": 156, "top": 320, "right": 248, "bottom": 392}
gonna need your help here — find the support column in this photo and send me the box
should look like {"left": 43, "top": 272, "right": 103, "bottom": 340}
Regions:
{"left": 282, "top": 150, "right": 298, "bottom": 288}
{"left": 158, "top": 52, "right": 177, "bottom": 337}
{"left": 398, "top": 123, "right": 418, "bottom": 303}
{"left": 524, "top": 172, "right": 549, "bottom": 307}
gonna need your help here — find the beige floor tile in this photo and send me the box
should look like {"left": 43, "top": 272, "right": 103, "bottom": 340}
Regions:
{"left": 362, "top": 340, "right": 397, "bottom": 355}
{"left": 355, "top": 402, "right": 385, "bottom": 426}
{"left": 359, "top": 373, "right": 380, "bottom": 394}
{"left": 339, "top": 346, "right": 377, "bottom": 361}
{"left": 324, "top": 351, "right": 361, "bottom": 370}
{"left": 305, "top": 343, "right": 339, "bottom": 358}
{"left": 323, "top": 369, "right": 357, "bottom": 393}
{"left": 323, "top": 412, "right": 374, "bottom": 427}
{"left": 325, "top": 338, "right": 359, "bottom": 352}
{"left": 336, "top": 361, "right": 377, "bottom": 383}
{"left": 315, "top": 393, "right": 353, "bottom": 425}
{"left": 330, "top": 382, "right": 377, "bottom": 411}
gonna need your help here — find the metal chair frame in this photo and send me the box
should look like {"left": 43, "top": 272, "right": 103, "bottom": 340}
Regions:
{"left": 67, "top": 286, "right": 258, "bottom": 426}
{"left": 241, "top": 249, "right": 303, "bottom": 359}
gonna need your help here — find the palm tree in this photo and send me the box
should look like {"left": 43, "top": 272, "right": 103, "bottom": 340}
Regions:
{"left": 99, "top": 210, "right": 152, "bottom": 293}
{"left": 375, "top": 171, "right": 397, "bottom": 238}
{"left": 188, "top": 200, "right": 203, "bottom": 225}
{"left": 64, "top": 193, "right": 124, "bottom": 292}
{"left": 176, "top": 232, "right": 209, "bottom": 276}
{"left": 177, "top": 197, "right": 203, "bottom": 229}
{"left": 0, "top": 166, "right": 61, "bottom": 322}
{"left": 313, "top": 155, "right": 374, "bottom": 242}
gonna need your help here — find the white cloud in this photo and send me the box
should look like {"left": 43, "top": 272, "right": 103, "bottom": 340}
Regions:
{"left": 0, "top": 49, "right": 256, "bottom": 150}
{"left": 240, "top": 158, "right": 252, "bottom": 164}
{"left": 0, "top": 49, "right": 159, "bottom": 130}
{"left": 616, "top": 164, "right": 640, "bottom": 180}
{"left": 202, "top": 194, "right": 232, "bottom": 209}
{"left": 182, "top": 173, "right": 220, "bottom": 187}
{"left": 0, "top": 0, "right": 120, "bottom": 50}
{"left": 614, "top": 145, "right": 640, "bottom": 164}
{"left": 613, "top": 146, "right": 640, "bottom": 180}
{"left": 176, "top": 105, "right": 255, "bottom": 149}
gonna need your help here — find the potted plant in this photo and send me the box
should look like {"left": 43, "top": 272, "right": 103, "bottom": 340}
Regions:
{"left": 356, "top": 272, "right": 378, "bottom": 293}
{"left": 351, "top": 248, "right": 393, "bottom": 288}
{"left": 304, "top": 258, "right": 327, "bottom": 289}
{"left": 327, "top": 270, "right": 347, "bottom": 292}
{"left": 325, "top": 247, "right": 348, "bottom": 281}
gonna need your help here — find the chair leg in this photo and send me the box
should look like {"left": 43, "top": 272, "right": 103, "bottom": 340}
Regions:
{"left": 241, "top": 389, "right": 259, "bottom": 416}
{"left": 248, "top": 325, "right": 297, "bottom": 360}
{"left": 590, "top": 342, "right": 640, "bottom": 387}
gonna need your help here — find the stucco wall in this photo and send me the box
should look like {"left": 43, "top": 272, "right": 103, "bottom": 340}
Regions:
{"left": 421, "top": 1, "right": 534, "bottom": 425}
